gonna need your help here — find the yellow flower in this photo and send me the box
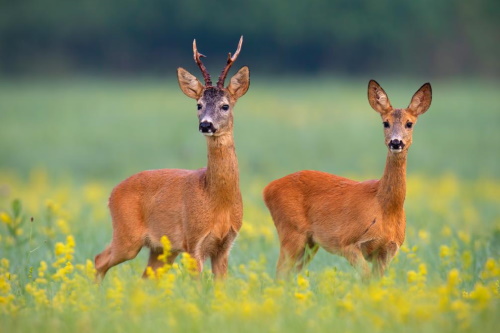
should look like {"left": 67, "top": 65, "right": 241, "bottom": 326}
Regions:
{"left": 157, "top": 235, "right": 172, "bottom": 263}
{"left": 294, "top": 291, "right": 312, "bottom": 301}
{"left": 35, "top": 261, "right": 48, "bottom": 284}
{"left": 0, "top": 259, "right": 9, "bottom": 270}
{"left": 0, "top": 212, "right": 11, "bottom": 225}
{"left": 337, "top": 294, "right": 354, "bottom": 312}
{"left": 66, "top": 235, "right": 75, "bottom": 248}
{"left": 480, "top": 258, "right": 500, "bottom": 280}
{"left": 418, "top": 230, "right": 430, "bottom": 243}
{"left": 407, "top": 266, "right": 426, "bottom": 288}
{"left": 368, "top": 286, "right": 387, "bottom": 303}
{"left": 469, "top": 283, "right": 492, "bottom": 309}
{"left": 75, "top": 259, "right": 96, "bottom": 280}
{"left": 400, "top": 245, "right": 410, "bottom": 253}
{"left": 407, "top": 270, "right": 418, "bottom": 283}
{"left": 52, "top": 262, "right": 74, "bottom": 282}
{"left": 419, "top": 263, "right": 427, "bottom": 276}
{"left": 106, "top": 277, "right": 124, "bottom": 309}
{"left": 54, "top": 242, "right": 66, "bottom": 256}
{"left": 38, "top": 260, "right": 47, "bottom": 277}
{"left": 182, "top": 302, "right": 201, "bottom": 318}
{"left": 457, "top": 231, "right": 470, "bottom": 244}
{"left": 45, "top": 199, "right": 61, "bottom": 215}
{"left": 296, "top": 275, "right": 309, "bottom": 291}
{"left": 56, "top": 218, "right": 71, "bottom": 235}
{"left": 461, "top": 251, "right": 472, "bottom": 270}
{"left": 25, "top": 283, "right": 49, "bottom": 307}
{"left": 485, "top": 258, "right": 496, "bottom": 271}
{"left": 83, "top": 183, "right": 106, "bottom": 203}
{"left": 450, "top": 299, "right": 471, "bottom": 323}
{"left": 264, "top": 286, "right": 284, "bottom": 299}
{"left": 447, "top": 269, "right": 460, "bottom": 288}
{"left": 440, "top": 245, "right": 451, "bottom": 258}
{"left": 441, "top": 226, "right": 452, "bottom": 237}
{"left": 53, "top": 235, "right": 76, "bottom": 267}
{"left": 0, "top": 276, "right": 11, "bottom": 294}
{"left": 145, "top": 266, "right": 155, "bottom": 279}
{"left": 413, "top": 304, "right": 433, "bottom": 321}
{"left": 180, "top": 253, "right": 199, "bottom": 277}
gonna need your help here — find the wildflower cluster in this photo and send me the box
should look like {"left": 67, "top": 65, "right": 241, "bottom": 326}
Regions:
{"left": 0, "top": 172, "right": 499, "bottom": 332}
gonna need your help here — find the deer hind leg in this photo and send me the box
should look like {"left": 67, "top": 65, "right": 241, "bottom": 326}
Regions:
{"left": 295, "top": 238, "right": 318, "bottom": 272}
{"left": 142, "top": 248, "right": 179, "bottom": 278}
{"left": 211, "top": 231, "right": 238, "bottom": 280}
{"left": 276, "top": 232, "right": 315, "bottom": 279}
{"left": 341, "top": 244, "right": 371, "bottom": 282}
{"left": 95, "top": 236, "right": 143, "bottom": 282}
{"left": 95, "top": 215, "right": 145, "bottom": 281}
{"left": 372, "top": 241, "right": 399, "bottom": 278}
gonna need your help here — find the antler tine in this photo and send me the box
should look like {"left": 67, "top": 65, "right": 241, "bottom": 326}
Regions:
{"left": 217, "top": 36, "right": 243, "bottom": 88}
{"left": 193, "top": 39, "right": 212, "bottom": 87}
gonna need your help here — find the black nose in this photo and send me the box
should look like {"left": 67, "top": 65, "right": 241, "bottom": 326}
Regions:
{"left": 199, "top": 121, "right": 216, "bottom": 134}
{"left": 389, "top": 139, "right": 405, "bottom": 150}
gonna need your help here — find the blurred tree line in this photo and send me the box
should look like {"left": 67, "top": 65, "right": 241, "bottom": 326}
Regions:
{"left": 0, "top": 0, "right": 498, "bottom": 77}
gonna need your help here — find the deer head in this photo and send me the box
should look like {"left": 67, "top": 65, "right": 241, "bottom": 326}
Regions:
{"left": 368, "top": 80, "right": 432, "bottom": 154}
{"left": 177, "top": 36, "right": 250, "bottom": 137}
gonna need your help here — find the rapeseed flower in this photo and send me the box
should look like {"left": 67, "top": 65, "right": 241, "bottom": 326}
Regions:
{"left": 0, "top": 212, "right": 11, "bottom": 225}
{"left": 469, "top": 283, "right": 492, "bottom": 309}
{"left": 180, "top": 253, "right": 198, "bottom": 277}
{"left": 1, "top": 173, "right": 500, "bottom": 331}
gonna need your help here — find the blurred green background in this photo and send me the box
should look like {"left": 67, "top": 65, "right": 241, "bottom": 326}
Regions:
{"left": 0, "top": 0, "right": 499, "bottom": 188}
{"left": 0, "top": 0, "right": 499, "bottom": 77}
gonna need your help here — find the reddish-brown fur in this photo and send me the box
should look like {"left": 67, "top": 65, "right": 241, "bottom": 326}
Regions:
{"left": 95, "top": 38, "right": 250, "bottom": 281}
{"left": 263, "top": 80, "right": 432, "bottom": 279}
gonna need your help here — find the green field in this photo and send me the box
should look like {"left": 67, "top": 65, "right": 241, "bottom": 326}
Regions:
{"left": 1, "top": 77, "right": 499, "bottom": 332}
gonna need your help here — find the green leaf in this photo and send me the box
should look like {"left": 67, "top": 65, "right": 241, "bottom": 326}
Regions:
{"left": 12, "top": 199, "right": 22, "bottom": 218}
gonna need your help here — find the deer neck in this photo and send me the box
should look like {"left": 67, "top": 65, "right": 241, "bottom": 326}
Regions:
{"left": 205, "top": 133, "right": 240, "bottom": 204}
{"left": 377, "top": 151, "right": 407, "bottom": 213}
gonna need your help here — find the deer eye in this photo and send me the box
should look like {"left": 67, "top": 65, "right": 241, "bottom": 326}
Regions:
{"left": 383, "top": 121, "right": 390, "bottom": 128}
{"left": 406, "top": 122, "right": 413, "bottom": 129}
{"left": 221, "top": 104, "right": 230, "bottom": 111}
{"left": 197, "top": 104, "right": 202, "bottom": 110}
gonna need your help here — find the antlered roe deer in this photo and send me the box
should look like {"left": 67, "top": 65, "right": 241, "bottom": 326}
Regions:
{"left": 264, "top": 80, "right": 432, "bottom": 280}
{"left": 95, "top": 37, "right": 250, "bottom": 281}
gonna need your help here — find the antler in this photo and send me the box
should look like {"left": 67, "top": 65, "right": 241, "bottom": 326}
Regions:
{"left": 217, "top": 36, "right": 243, "bottom": 88}
{"left": 193, "top": 39, "right": 212, "bottom": 87}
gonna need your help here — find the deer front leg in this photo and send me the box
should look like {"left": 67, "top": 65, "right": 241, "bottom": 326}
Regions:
{"left": 341, "top": 244, "right": 371, "bottom": 281}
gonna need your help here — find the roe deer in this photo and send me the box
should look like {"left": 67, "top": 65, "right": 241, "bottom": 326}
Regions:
{"left": 263, "top": 80, "right": 432, "bottom": 280}
{"left": 95, "top": 37, "right": 250, "bottom": 280}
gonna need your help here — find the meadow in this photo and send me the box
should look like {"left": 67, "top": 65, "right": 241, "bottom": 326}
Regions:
{"left": 0, "top": 77, "right": 499, "bottom": 332}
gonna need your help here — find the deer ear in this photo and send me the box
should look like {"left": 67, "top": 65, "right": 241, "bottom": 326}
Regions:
{"left": 227, "top": 66, "right": 250, "bottom": 99}
{"left": 368, "top": 80, "right": 392, "bottom": 115}
{"left": 408, "top": 83, "right": 432, "bottom": 116}
{"left": 177, "top": 67, "right": 204, "bottom": 99}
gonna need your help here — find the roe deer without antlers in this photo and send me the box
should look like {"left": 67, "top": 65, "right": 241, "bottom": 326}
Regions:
{"left": 95, "top": 37, "right": 250, "bottom": 281}
{"left": 263, "top": 80, "right": 432, "bottom": 280}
